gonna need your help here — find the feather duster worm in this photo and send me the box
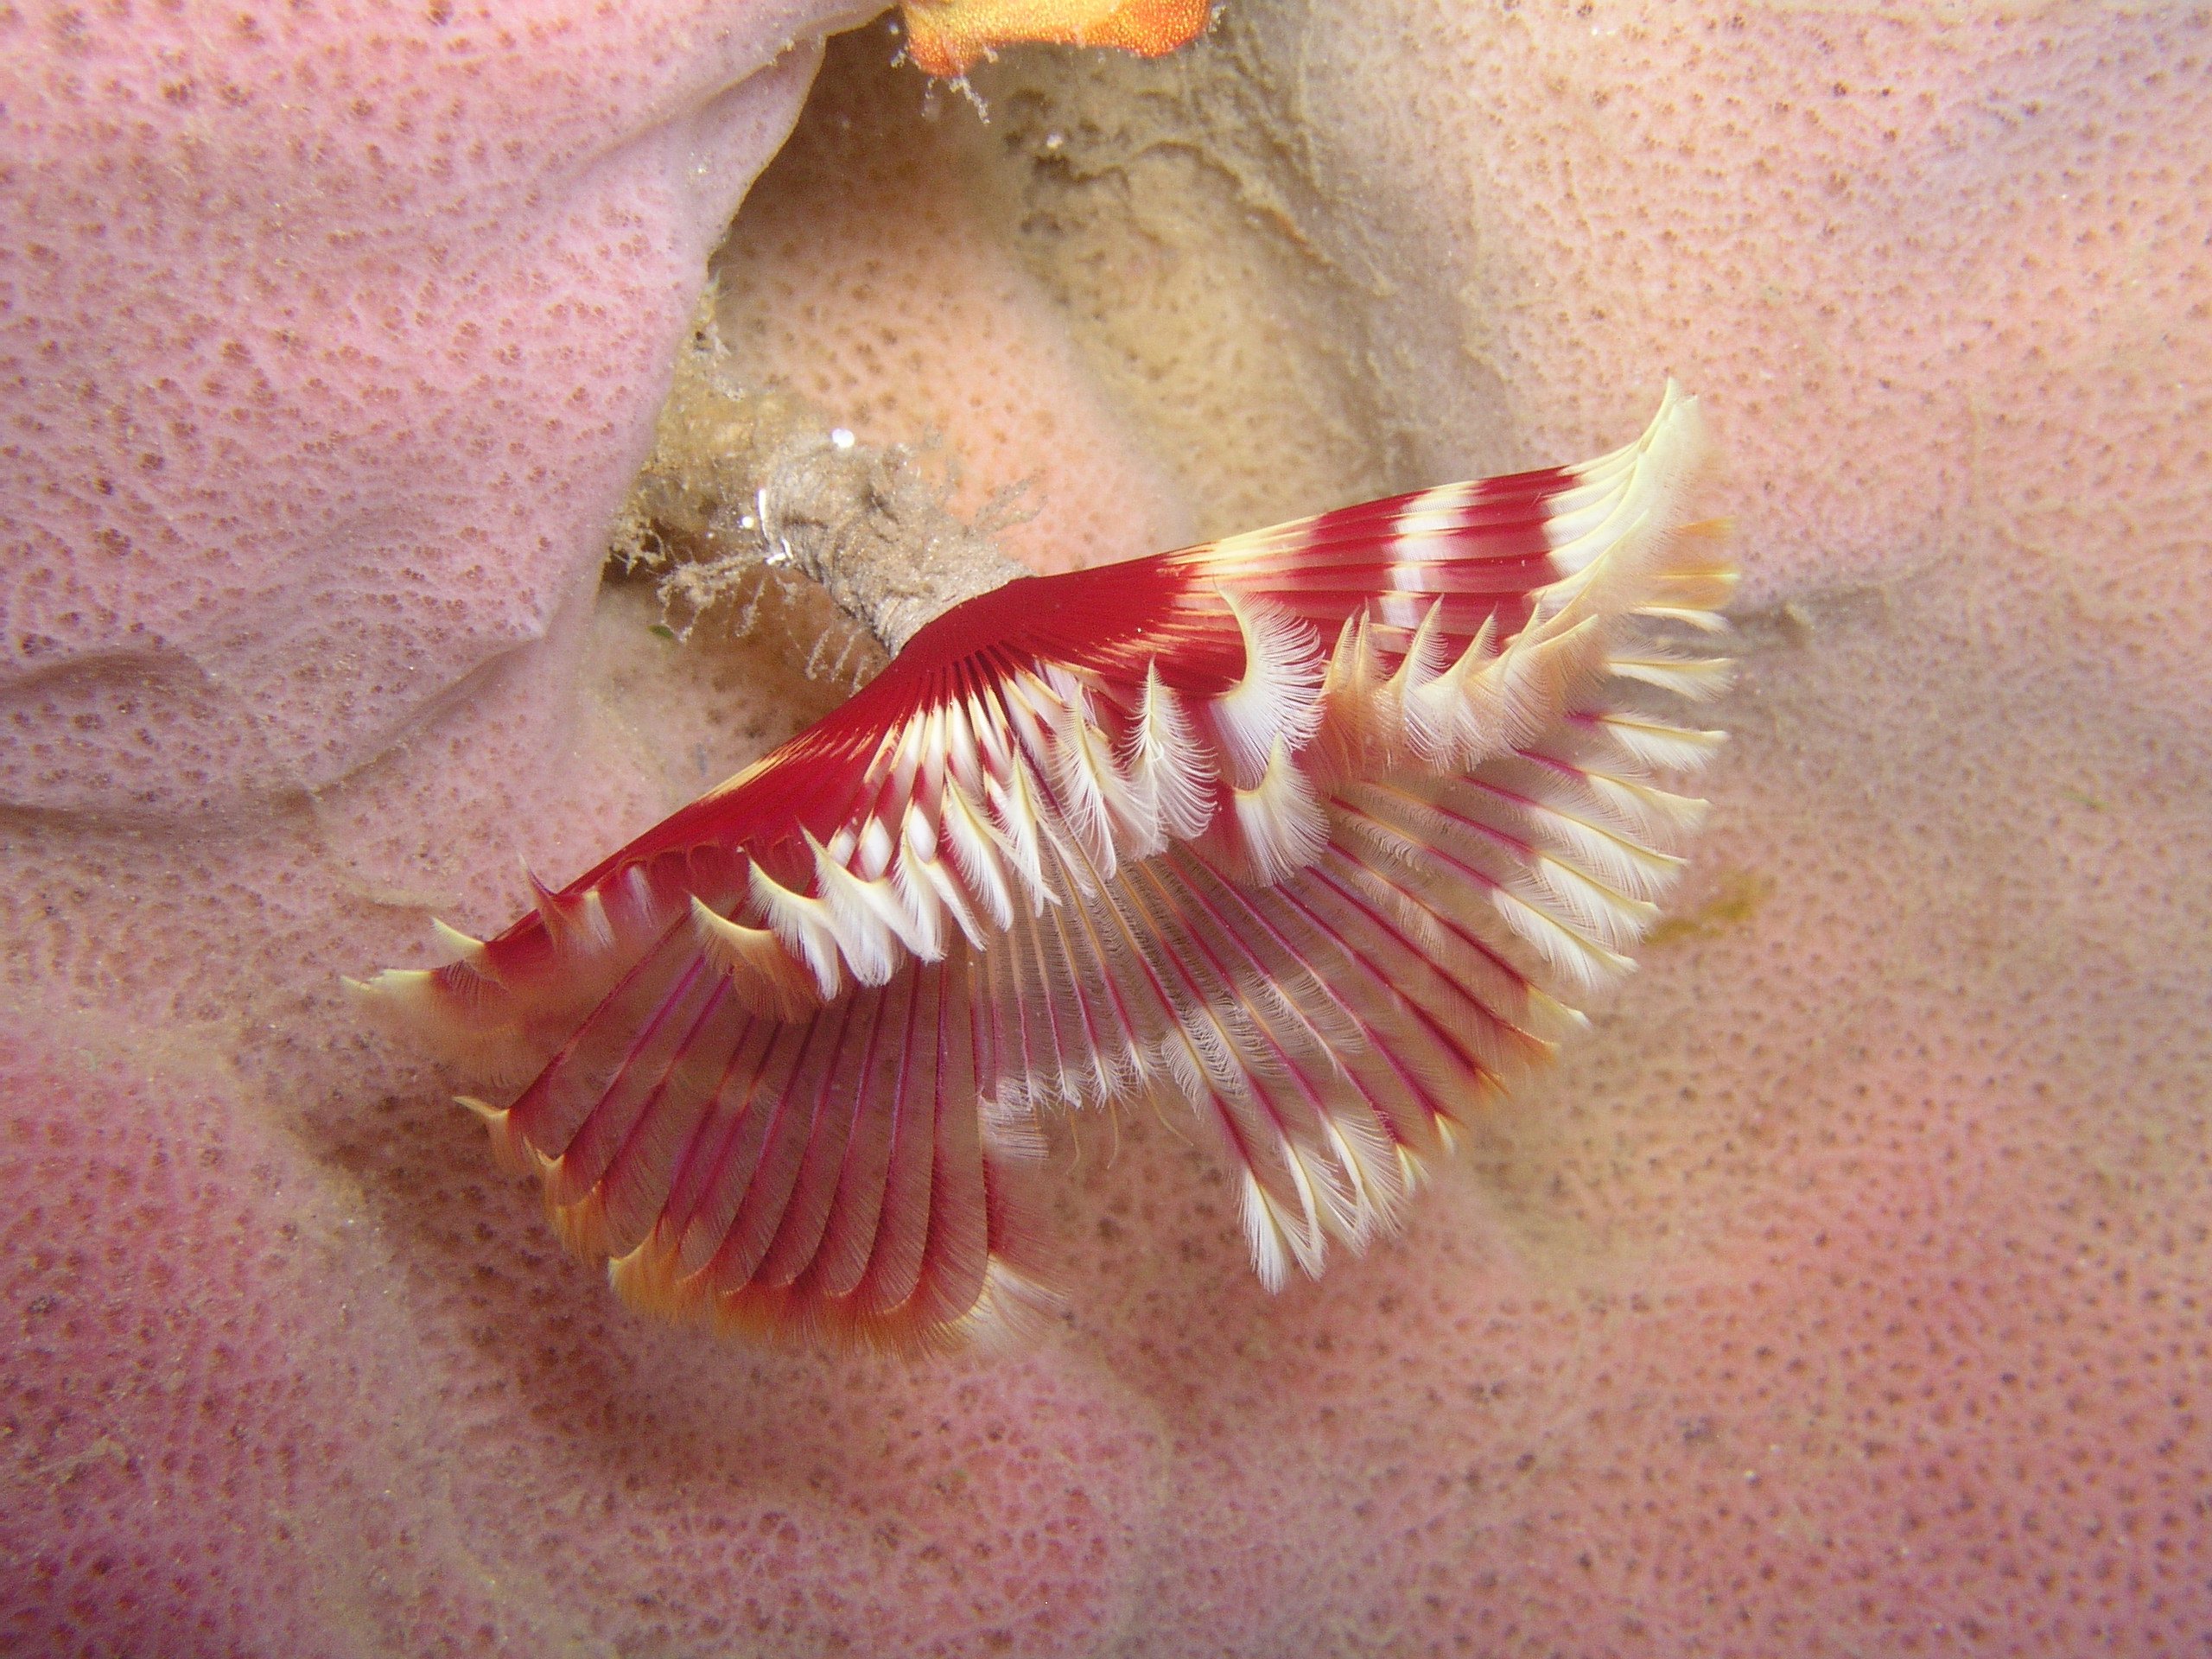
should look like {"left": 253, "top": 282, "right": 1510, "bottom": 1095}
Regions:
{"left": 355, "top": 385, "right": 1734, "bottom": 1352}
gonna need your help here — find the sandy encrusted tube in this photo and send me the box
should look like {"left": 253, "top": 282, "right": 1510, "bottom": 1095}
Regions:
{"left": 611, "top": 300, "right": 1027, "bottom": 663}
{"left": 755, "top": 434, "right": 1030, "bottom": 654}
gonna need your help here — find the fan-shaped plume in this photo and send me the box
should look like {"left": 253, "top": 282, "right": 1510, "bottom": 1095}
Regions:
{"left": 353, "top": 383, "right": 1735, "bottom": 1352}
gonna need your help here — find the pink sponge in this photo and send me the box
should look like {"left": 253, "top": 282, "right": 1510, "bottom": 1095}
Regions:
{"left": 0, "top": 0, "right": 833, "bottom": 817}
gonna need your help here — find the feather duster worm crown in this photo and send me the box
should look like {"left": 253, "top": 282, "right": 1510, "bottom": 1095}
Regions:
{"left": 355, "top": 384, "right": 1735, "bottom": 1352}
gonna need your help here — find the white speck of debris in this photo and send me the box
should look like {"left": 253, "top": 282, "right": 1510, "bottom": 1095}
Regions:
{"left": 1044, "top": 131, "right": 1065, "bottom": 150}
{"left": 830, "top": 427, "right": 855, "bottom": 450}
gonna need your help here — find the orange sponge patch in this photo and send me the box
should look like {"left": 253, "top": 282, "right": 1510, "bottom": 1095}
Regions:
{"left": 900, "top": 0, "right": 1211, "bottom": 79}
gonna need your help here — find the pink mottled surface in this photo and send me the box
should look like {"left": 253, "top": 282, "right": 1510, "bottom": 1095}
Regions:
{"left": 3, "top": 4, "right": 2209, "bottom": 1657}
{"left": 1, "top": 0, "right": 841, "bottom": 816}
